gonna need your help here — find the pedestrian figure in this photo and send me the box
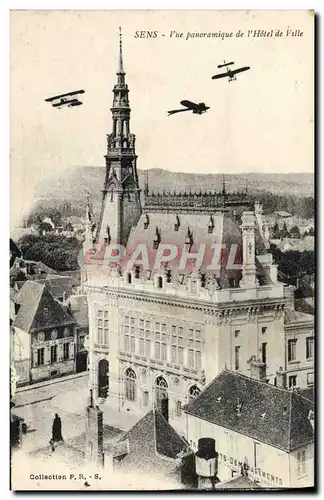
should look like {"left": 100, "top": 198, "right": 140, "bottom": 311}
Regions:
{"left": 52, "top": 413, "right": 63, "bottom": 442}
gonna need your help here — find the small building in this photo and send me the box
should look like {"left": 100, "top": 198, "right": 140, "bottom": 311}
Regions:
{"left": 11, "top": 281, "right": 76, "bottom": 385}
{"left": 112, "top": 408, "right": 196, "bottom": 488}
{"left": 67, "top": 294, "right": 89, "bottom": 373}
{"left": 284, "top": 309, "right": 314, "bottom": 390}
{"left": 183, "top": 369, "right": 314, "bottom": 489}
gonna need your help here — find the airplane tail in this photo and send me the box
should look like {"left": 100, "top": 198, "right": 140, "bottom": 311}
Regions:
{"left": 167, "top": 110, "right": 179, "bottom": 116}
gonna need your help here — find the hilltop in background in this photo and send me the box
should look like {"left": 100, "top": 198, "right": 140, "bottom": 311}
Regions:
{"left": 34, "top": 167, "right": 314, "bottom": 217}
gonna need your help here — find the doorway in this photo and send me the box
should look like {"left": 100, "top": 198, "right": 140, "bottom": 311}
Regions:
{"left": 98, "top": 359, "right": 109, "bottom": 398}
{"left": 155, "top": 376, "right": 169, "bottom": 421}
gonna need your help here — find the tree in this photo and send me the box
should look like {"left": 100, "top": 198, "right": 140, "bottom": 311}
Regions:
{"left": 272, "top": 222, "right": 280, "bottom": 239}
{"left": 18, "top": 234, "right": 82, "bottom": 272}
{"left": 289, "top": 225, "right": 301, "bottom": 239}
{"left": 279, "top": 222, "right": 290, "bottom": 239}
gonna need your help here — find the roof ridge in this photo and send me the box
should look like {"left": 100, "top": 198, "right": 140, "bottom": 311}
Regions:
{"left": 223, "top": 368, "right": 292, "bottom": 394}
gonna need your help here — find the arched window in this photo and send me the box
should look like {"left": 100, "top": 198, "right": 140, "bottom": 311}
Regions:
{"left": 156, "top": 376, "right": 168, "bottom": 389}
{"left": 125, "top": 368, "right": 136, "bottom": 401}
{"left": 188, "top": 385, "right": 201, "bottom": 402}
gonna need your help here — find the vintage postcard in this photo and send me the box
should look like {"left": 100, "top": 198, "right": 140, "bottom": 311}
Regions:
{"left": 10, "top": 10, "right": 315, "bottom": 491}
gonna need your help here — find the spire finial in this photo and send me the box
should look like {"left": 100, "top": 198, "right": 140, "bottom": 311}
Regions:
{"left": 118, "top": 26, "right": 124, "bottom": 74}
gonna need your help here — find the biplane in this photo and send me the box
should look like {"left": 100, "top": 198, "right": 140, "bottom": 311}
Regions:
{"left": 212, "top": 61, "right": 250, "bottom": 82}
{"left": 168, "top": 100, "right": 210, "bottom": 116}
{"left": 45, "top": 89, "right": 85, "bottom": 108}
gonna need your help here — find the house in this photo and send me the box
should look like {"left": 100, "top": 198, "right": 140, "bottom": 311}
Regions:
{"left": 182, "top": 369, "right": 314, "bottom": 489}
{"left": 284, "top": 309, "right": 314, "bottom": 390}
{"left": 11, "top": 281, "right": 76, "bottom": 385}
{"left": 67, "top": 294, "right": 89, "bottom": 373}
{"left": 112, "top": 408, "right": 196, "bottom": 488}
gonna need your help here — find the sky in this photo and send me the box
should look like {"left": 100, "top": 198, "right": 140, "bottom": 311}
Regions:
{"left": 10, "top": 10, "right": 314, "bottom": 225}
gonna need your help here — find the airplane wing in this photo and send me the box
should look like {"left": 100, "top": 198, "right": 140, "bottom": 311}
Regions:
{"left": 211, "top": 72, "right": 228, "bottom": 80}
{"left": 168, "top": 108, "right": 191, "bottom": 115}
{"left": 69, "top": 101, "right": 83, "bottom": 107}
{"left": 180, "top": 100, "right": 198, "bottom": 109}
{"left": 52, "top": 98, "right": 79, "bottom": 108}
{"left": 231, "top": 66, "right": 250, "bottom": 76}
{"left": 45, "top": 89, "right": 85, "bottom": 102}
{"left": 218, "top": 61, "right": 234, "bottom": 68}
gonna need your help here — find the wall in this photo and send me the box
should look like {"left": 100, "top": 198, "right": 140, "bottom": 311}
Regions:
{"left": 186, "top": 415, "right": 291, "bottom": 488}
{"left": 285, "top": 320, "right": 314, "bottom": 389}
{"left": 12, "top": 327, "right": 30, "bottom": 385}
{"left": 30, "top": 325, "right": 76, "bottom": 383}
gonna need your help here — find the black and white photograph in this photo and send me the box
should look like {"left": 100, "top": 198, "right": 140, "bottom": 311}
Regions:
{"left": 9, "top": 9, "right": 315, "bottom": 491}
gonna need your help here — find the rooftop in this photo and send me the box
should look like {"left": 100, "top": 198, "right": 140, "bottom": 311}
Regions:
{"left": 183, "top": 369, "right": 314, "bottom": 453}
{"left": 13, "top": 281, "right": 75, "bottom": 333}
{"left": 113, "top": 409, "right": 193, "bottom": 477}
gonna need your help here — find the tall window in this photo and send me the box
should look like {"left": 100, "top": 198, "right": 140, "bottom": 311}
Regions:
{"left": 297, "top": 450, "right": 306, "bottom": 477}
{"left": 234, "top": 330, "right": 240, "bottom": 338}
{"left": 306, "top": 337, "right": 314, "bottom": 359}
{"left": 188, "top": 385, "right": 201, "bottom": 402}
{"left": 51, "top": 345, "right": 57, "bottom": 363}
{"left": 261, "top": 326, "right": 267, "bottom": 334}
{"left": 187, "top": 328, "right": 202, "bottom": 370}
{"left": 63, "top": 343, "right": 69, "bottom": 361}
{"left": 123, "top": 316, "right": 136, "bottom": 354}
{"left": 125, "top": 368, "right": 136, "bottom": 401}
{"left": 97, "top": 310, "right": 109, "bottom": 346}
{"left": 261, "top": 343, "right": 267, "bottom": 364}
{"left": 289, "top": 375, "right": 297, "bottom": 388}
{"left": 154, "top": 322, "right": 167, "bottom": 361}
{"left": 37, "top": 348, "right": 44, "bottom": 366}
{"left": 235, "top": 346, "right": 240, "bottom": 370}
{"left": 307, "top": 372, "right": 314, "bottom": 387}
{"left": 171, "top": 326, "right": 184, "bottom": 366}
{"left": 288, "top": 339, "right": 297, "bottom": 362}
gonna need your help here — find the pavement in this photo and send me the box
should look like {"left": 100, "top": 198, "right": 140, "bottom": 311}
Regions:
{"left": 12, "top": 371, "right": 140, "bottom": 455}
{"left": 52, "top": 387, "right": 140, "bottom": 432}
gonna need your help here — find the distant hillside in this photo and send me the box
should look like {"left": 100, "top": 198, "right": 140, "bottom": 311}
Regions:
{"left": 36, "top": 167, "right": 314, "bottom": 211}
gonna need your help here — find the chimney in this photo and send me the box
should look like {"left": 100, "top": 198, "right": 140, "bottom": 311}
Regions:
{"left": 276, "top": 367, "right": 287, "bottom": 389}
{"left": 86, "top": 390, "right": 104, "bottom": 467}
{"left": 239, "top": 212, "right": 258, "bottom": 288}
{"left": 248, "top": 356, "right": 266, "bottom": 382}
{"left": 195, "top": 438, "right": 219, "bottom": 490}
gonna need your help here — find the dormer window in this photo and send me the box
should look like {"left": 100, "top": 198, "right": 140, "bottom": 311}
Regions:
{"left": 174, "top": 215, "right": 180, "bottom": 232}
{"left": 144, "top": 214, "right": 149, "bottom": 230}
{"left": 157, "top": 276, "right": 163, "bottom": 289}
{"left": 208, "top": 216, "right": 214, "bottom": 234}
{"left": 134, "top": 265, "right": 140, "bottom": 279}
{"left": 153, "top": 226, "right": 161, "bottom": 250}
{"left": 185, "top": 228, "right": 193, "bottom": 252}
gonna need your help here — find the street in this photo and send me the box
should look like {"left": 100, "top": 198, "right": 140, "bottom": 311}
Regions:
{"left": 12, "top": 373, "right": 89, "bottom": 452}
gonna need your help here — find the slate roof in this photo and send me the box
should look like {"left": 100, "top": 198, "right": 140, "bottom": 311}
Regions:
{"left": 124, "top": 211, "right": 269, "bottom": 287}
{"left": 68, "top": 295, "right": 89, "bottom": 328}
{"left": 44, "top": 275, "right": 73, "bottom": 299}
{"left": 13, "top": 281, "right": 75, "bottom": 333}
{"left": 215, "top": 475, "right": 262, "bottom": 490}
{"left": 284, "top": 309, "right": 315, "bottom": 326}
{"left": 113, "top": 409, "right": 193, "bottom": 476}
{"left": 182, "top": 370, "right": 314, "bottom": 453}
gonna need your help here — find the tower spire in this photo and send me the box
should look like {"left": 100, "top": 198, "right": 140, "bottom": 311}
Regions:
{"left": 118, "top": 26, "right": 124, "bottom": 74}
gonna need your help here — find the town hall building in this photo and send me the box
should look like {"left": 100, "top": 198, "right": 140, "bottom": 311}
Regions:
{"left": 83, "top": 31, "right": 307, "bottom": 437}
